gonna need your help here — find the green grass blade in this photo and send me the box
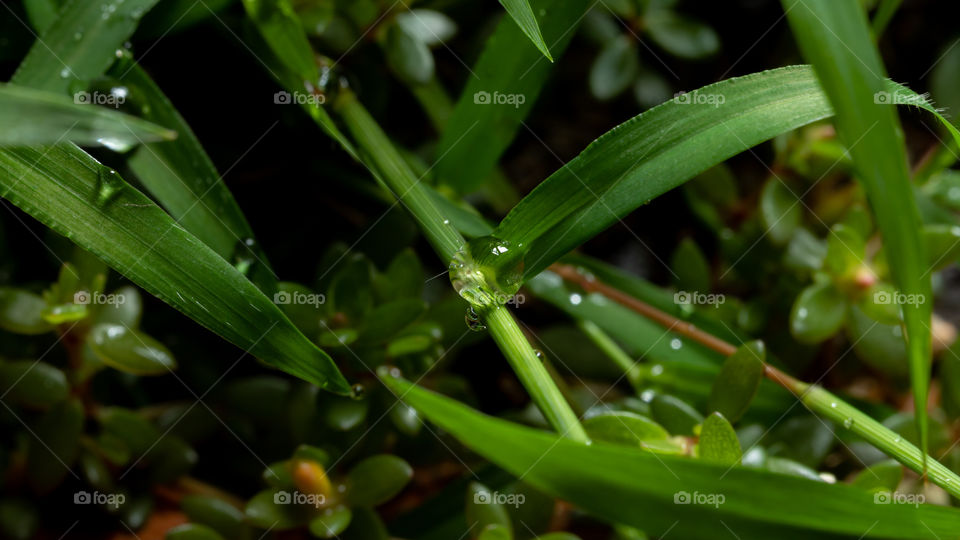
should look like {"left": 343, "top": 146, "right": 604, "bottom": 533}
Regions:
{"left": 0, "top": 83, "right": 174, "bottom": 146}
{"left": 872, "top": 0, "right": 902, "bottom": 38}
{"left": 381, "top": 372, "right": 960, "bottom": 539}
{"left": 782, "top": 0, "right": 932, "bottom": 469}
{"left": 0, "top": 145, "right": 350, "bottom": 394}
{"left": 491, "top": 66, "right": 954, "bottom": 280}
{"left": 498, "top": 0, "right": 554, "bottom": 62}
{"left": 12, "top": 0, "right": 161, "bottom": 93}
{"left": 435, "top": 0, "right": 590, "bottom": 194}
{"left": 107, "top": 58, "right": 275, "bottom": 290}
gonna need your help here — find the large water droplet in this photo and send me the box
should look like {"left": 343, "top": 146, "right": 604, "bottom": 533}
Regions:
{"left": 449, "top": 235, "right": 523, "bottom": 308}
{"left": 95, "top": 168, "right": 124, "bottom": 207}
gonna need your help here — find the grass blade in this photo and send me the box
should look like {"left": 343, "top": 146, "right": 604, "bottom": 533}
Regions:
{"left": 381, "top": 371, "right": 960, "bottom": 539}
{"left": 436, "top": 0, "right": 590, "bottom": 194}
{"left": 107, "top": 57, "right": 275, "bottom": 290}
{"left": 490, "top": 66, "right": 955, "bottom": 280}
{"left": 782, "top": 0, "right": 933, "bottom": 469}
{"left": 498, "top": 0, "right": 554, "bottom": 61}
{"left": 0, "top": 145, "right": 350, "bottom": 394}
{"left": 0, "top": 83, "right": 174, "bottom": 146}
{"left": 12, "top": 0, "right": 161, "bottom": 93}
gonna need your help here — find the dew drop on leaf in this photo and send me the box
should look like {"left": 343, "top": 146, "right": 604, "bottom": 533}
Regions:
{"left": 94, "top": 168, "right": 124, "bottom": 207}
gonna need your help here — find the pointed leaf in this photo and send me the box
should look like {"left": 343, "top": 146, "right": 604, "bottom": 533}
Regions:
{"left": 706, "top": 341, "right": 765, "bottom": 423}
{"left": 498, "top": 0, "right": 553, "bottom": 61}
{"left": 698, "top": 412, "right": 741, "bottom": 466}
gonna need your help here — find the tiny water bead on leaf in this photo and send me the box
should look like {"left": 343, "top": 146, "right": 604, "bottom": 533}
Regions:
{"left": 465, "top": 307, "right": 487, "bottom": 332}
{"left": 94, "top": 168, "right": 125, "bottom": 208}
{"left": 449, "top": 236, "right": 524, "bottom": 310}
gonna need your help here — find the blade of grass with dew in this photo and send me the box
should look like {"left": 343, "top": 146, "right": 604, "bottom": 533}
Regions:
{"left": 0, "top": 145, "right": 350, "bottom": 394}
{"left": 436, "top": 0, "right": 590, "bottom": 194}
{"left": 14, "top": 0, "right": 276, "bottom": 291}
{"left": 380, "top": 371, "right": 960, "bottom": 539}
{"left": 782, "top": 0, "right": 933, "bottom": 469}
{"left": 106, "top": 56, "right": 275, "bottom": 291}
{"left": 0, "top": 83, "right": 174, "bottom": 146}
{"left": 488, "top": 66, "right": 957, "bottom": 280}
{"left": 498, "top": 0, "right": 553, "bottom": 62}
{"left": 12, "top": 0, "right": 160, "bottom": 93}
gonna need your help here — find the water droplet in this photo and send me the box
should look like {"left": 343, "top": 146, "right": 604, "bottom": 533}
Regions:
{"left": 464, "top": 307, "right": 486, "bottom": 332}
{"left": 60, "top": 67, "right": 71, "bottom": 78}
{"left": 74, "top": 32, "right": 83, "bottom": 40}
{"left": 96, "top": 137, "right": 134, "bottom": 153}
{"left": 569, "top": 293, "right": 582, "bottom": 306}
{"left": 830, "top": 402, "right": 837, "bottom": 408}
{"left": 95, "top": 168, "right": 124, "bottom": 207}
{"left": 670, "top": 338, "right": 682, "bottom": 350}
{"left": 449, "top": 235, "right": 524, "bottom": 308}
{"left": 893, "top": 435, "right": 901, "bottom": 443}
{"left": 842, "top": 418, "right": 854, "bottom": 429}
{"left": 533, "top": 349, "right": 544, "bottom": 361}
{"left": 650, "top": 364, "right": 664, "bottom": 376}
{"left": 350, "top": 383, "right": 365, "bottom": 399}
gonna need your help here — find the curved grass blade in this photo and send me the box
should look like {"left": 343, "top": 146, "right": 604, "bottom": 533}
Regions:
{"left": 436, "top": 0, "right": 590, "bottom": 194}
{"left": 0, "top": 83, "right": 174, "bottom": 146}
{"left": 381, "top": 372, "right": 960, "bottom": 539}
{"left": 107, "top": 58, "right": 275, "bottom": 290}
{"left": 492, "top": 66, "right": 957, "bottom": 279}
{"left": 0, "top": 145, "right": 350, "bottom": 394}
{"left": 782, "top": 0, "right": 932, "bottom": 470}
{"left": 498, "top": 0, "right": 553, "bottom": 62}
{"left": 12, "top": 0, "right": 161, "bottom": 93}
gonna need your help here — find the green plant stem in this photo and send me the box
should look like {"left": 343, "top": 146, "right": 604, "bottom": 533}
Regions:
{"left": 767, "top": 366, "right": 960, "bottom": 499}
{"left": 335, "top": 90, "right": 464, "bottom": 262}
{"left": 485, "top": 306, "right": 589, "bottom": 442}
{"left": 334, "top": 91, "right": 587, "bottom": 442}
{"left": 553, "top": 264, "right": 960, "bottom": 497}
{"left": 578, "top": 319, "right": 641, "bottom": 390}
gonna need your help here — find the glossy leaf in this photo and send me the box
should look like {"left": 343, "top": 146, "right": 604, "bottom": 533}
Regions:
{"left": 466, "top": 482, "right": 512, "bottom": 537}
{"left": 241, "top": 0, "right": 317, "bottom": 83}
{"left": 0, "top": 146, "right": 349, "bottom": 393}
{"left": 707, "top": 341, "right": 765, "bottom": 423}
{"left": 759, "top": 178, "right": 801, "bottom": 245}
{"left": 650, "top": 394, "right": 703, "bottom": 436}
{"left": 498, "top": 0, "right": 553, "bottom": 61}
{"left": 589, "top": 37, "right": 639, "bottom": 101}
{"left": 382, "top": 373, "right": 960, "bottom": 538}
{"left": 385, "top": 22, "right": 434, "bottom": 85}
{"left": 180, "top": 495, "right": 248, "bottom": 540}
{"left": 309, "top": 506, "right": 353, "bottom": 538}
{"left": 698, "top": 412, "right": 741, "bottom": 466}
{"left": 670, "top": 238, "right": 710, "bottom": 294}
{"left": 849, "top": 459, "right": 902, "bottom": 492}
{"left": 395, "top": 10, "right": 457, "bottom": 46}
{"left": 582, "top": 411, "right": 674, "bottom": 450}
{"left": 783, "top": 0, "right": 933, "bottom": 459}
{"left": 0, "top": 360, "right": 68, "bottom": 409}
{"left": 345, "top": 455, "right": 413, "bottom": 507}
{"left": 88, "top": 323, "right": 177, "bottom": 375}
{"left": 166, "top": 523, "right": 226, "bottom": 540}
{"left": 0, "top": 288, "right": 53, "bottom": 335}
{"left": 0, "top": 83, "right": 174, "bottom": 147}
{"left": 789, "top": 281, "right": 846, "bottom": 343}
{"left": 646, "top": 10, "right": 719, "bottom": 60}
